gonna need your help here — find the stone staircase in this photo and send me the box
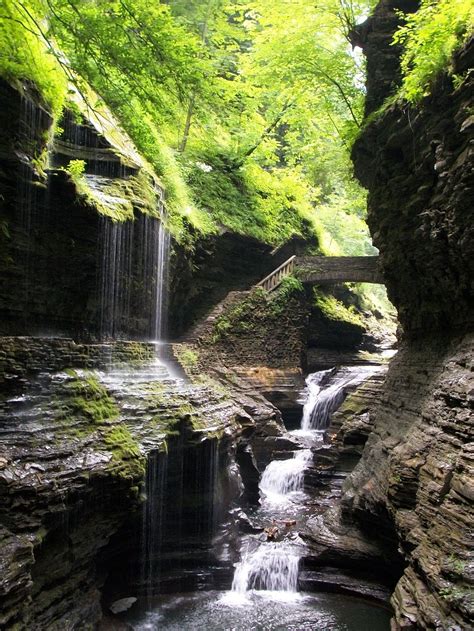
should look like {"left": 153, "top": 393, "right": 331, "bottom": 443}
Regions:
{"left": 182, "top": 254, "right": 383, "bottom": 344}
{"left": 183, "top": 290, "right": 250, "bottom": 343}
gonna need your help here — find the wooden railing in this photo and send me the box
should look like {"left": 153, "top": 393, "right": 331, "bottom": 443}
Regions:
{"left": 256, "top": 255, "right": 296, "bottom": 292}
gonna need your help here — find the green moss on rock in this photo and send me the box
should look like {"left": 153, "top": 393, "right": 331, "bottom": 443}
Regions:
{"left": 313, "top": 289, "right": 364, "bottom": 328}
{"left": 63, "top": 370, "right": 119, "bottom": 424}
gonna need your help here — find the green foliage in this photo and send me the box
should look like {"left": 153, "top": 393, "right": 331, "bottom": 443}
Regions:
{"left": 66, "top": 159, "right": 86, "bottom": 180}
{"left": 174, "top": 345, "right": 200, "bottom": 370}
{"left": 0, "top": 0, "right": 67, "bottom": 116}
{"left": 313, "top": 288, "right": 364, "bottom": 327}
{"left": 393, "top": 0, "right": 474, "bottom": 102}
{"left": 438, "top": 585, "right": 468, "bottom": 603}
{"left": 277, "top": 275, "right": 304, "bottom": 299}
{"left": 1, "top": 0, "right": 380, "bottom": 256}
{"left": 106, "top": 100, "right": 215, "bottom": 237}
{"left": 354, "top": 282, "right": 396, "bottom": 319}
{"left": 186, "top": 156, "right": 324, "bottom": 245}
{"left": 448, "top": 555, "right": 466, "bottom": 574}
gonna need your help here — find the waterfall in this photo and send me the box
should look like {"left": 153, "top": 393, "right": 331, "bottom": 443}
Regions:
{"left": 223, "top": 364, "right": 383, "bottom": 604}
{"left": 99, "top": 217, "right": 133, "bottom": 339}
{"left": 140, "top": 450, "right": 168, "bottom": 606}
{"left": 300, "top": 369, "right": 333, "bottom": 430}
{"left": 18, "top": 95, "right": 43, "bottom": 317}
{"left": 301, "top": 366, "right": 378, "bottom": 431}
{"left": 231, "top": 542, "right": 300, "bottom": 595}
{"left": 259, "top": 450, "right": 312, "bottom": 503}
{"left": 153, "top": 217, "right": 170, "bottom": 341}
{"left": 99, "top": 201, "right": 169, "bottom": 341}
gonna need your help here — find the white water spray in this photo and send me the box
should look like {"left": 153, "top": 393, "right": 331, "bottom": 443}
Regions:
{"left": 231, "top": 542, "right": 300, "bottom": 593}
{"left": 301, "top": 366, "right": 379, "bottom": 431}
{"left": 259, "top": 450, "right": 312, "bottom": 503}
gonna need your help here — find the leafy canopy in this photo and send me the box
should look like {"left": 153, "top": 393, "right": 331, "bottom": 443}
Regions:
{"left": 393, "top": 0, "right": 474, "bottom": 102}
{"left": 0, "top": 0, "right": 376, "bottom": 252}
{"left": 0, "top": 0, "right": 67, "bottom": 115}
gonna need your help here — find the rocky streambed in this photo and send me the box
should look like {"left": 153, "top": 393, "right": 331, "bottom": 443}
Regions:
{"left": 0, "top": 336, "right": 285, "bottom": 629}
{"left": 0, "top": 333, "right": 403, "bottom": 630}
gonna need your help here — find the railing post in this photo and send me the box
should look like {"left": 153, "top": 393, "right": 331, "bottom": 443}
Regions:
{"left": 255, "top": 255, "right": 297, "bottom": 293}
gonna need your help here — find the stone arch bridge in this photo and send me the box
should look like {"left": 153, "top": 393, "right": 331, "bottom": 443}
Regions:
{"left": 184, "top": 255, "right": 384, "bottom": 342}
{"left": 256, "top": 255, "right": 383, "bottom": 291}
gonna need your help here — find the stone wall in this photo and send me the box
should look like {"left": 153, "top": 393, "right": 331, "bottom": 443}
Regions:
{"left": 344, "top": 7, "right": 474, "bottom": 629}
{"left": 0, "top": 78, "right": 168, "bottom": 339}
{"left": 0, "top": 337, "right": 281, "bottom": 629}
{"left": 186, "top": 281, "right": 381, "bottom": 374}
{"left": 191, "top": 287, "right": 309, "bottom": 369}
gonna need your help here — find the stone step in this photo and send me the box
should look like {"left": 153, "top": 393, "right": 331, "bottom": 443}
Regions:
{"left": 183, "top": 290, "right": 251, "bottom": 342}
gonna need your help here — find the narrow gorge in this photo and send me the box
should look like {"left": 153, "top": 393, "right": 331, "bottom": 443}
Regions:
{"left": 0, "top": 0, "right": 472, "bottom": 630}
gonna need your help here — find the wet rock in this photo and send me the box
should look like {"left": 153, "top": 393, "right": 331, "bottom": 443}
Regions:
{"left": 0, "top": 337, "right": 279, "bottom": 629}
{"left": 347, "top": 5, "right": 474, "bottom": 626}
{"left": 109, "top": 597, "right": 137, "bottom": 614}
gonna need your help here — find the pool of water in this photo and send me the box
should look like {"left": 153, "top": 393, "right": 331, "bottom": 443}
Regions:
{"left": 123, "top": 590, "right": 391, "bottom": 630}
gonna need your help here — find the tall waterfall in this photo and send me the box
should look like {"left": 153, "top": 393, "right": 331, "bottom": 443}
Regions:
{"left": 141, "top": 450, "right": 168, "bottom": 606}
{"left": 99, "top": 202, "right": 169, "bottom": 340}
{"left": 18, "top": 95, "right": 44, "bottom": 316}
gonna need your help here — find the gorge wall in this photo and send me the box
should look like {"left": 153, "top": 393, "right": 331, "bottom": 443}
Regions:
{"left": 0, "top": 77, "right": 300, "bottom": 341}
{"left": 343, "top": 2, "right": 474, "bottom": 628}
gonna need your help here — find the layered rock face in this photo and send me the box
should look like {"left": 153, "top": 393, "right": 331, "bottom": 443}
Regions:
{"left": 346, "top": 4, "right": 474, "bottom": 628}
{"left": 353, "top": 27, "right": 473, "bottom": 336}
{"left": 0, "top": 336, "right": 283, "bottom": 629}
{"left": 342, "top": 337, "right": 473, "bottom": 629}
{"left": 0, "top": 79, "right": 170, "bottom": 339}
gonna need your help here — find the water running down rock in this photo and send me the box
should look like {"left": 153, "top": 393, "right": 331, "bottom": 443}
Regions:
{"left": 225, "top": 365, "right": 380, "bottom": 603}
{"left": 301, "top": 366, "right": 381, "bottom": 431}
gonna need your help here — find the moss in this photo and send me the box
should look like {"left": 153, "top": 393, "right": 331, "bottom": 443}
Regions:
{"left": 174, "top": 345, "right": 199, "bottom": 371}
{"left": 337, "top": 397, "right": 369, "bottom": 417}
{"left": 62, "top": 152, "right": 162, "bottom": 223}
{"left": 313, "top": 289, "right": 364, "bottom": 327}
{"left": 63, "top": 370, "right": 119, "bottom": 424}
{"left": 118, "top": 341, "right": 156, "bottom": 364}
{"left": 73, "top": 174, "right": 134, "bottom": 222}
{"left": 142, "top": 382, "right": 166, "bottom": 395}
{"left": 102, "top": 425, "right": 141, "bottom": 459}
{"left": 101, "top": 425, "right": 146, "bottom": 479}
{"left": 35, "top": 527, "right": 48, "bottom": 545}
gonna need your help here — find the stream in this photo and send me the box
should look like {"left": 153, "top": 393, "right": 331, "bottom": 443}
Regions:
{"left": 121, "top": 364, "right": 391, "bottom": 630}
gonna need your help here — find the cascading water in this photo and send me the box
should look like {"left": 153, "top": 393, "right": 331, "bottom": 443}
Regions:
{"left": 141, "top": 451, "right": 168, "bottom": 606}
{"left": 259, "top": 449, "right": 312, "bottom": 503}
{"left": 224, "top": 364, "right": 383, "bottom": 605}
{"left": 121, "top": 361, "right": 391, "bottom": 628}
{"left": 301, "top": 366, "right": 380, "bottom": 431}
{"left": 18, "top": 95, "right": 44, "bottom": 319}
{"left": 230, "top": 542, "right": 300, "bottom": 595}
{"left": 99, "top": 195, "right": 169, "bottom": 341}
